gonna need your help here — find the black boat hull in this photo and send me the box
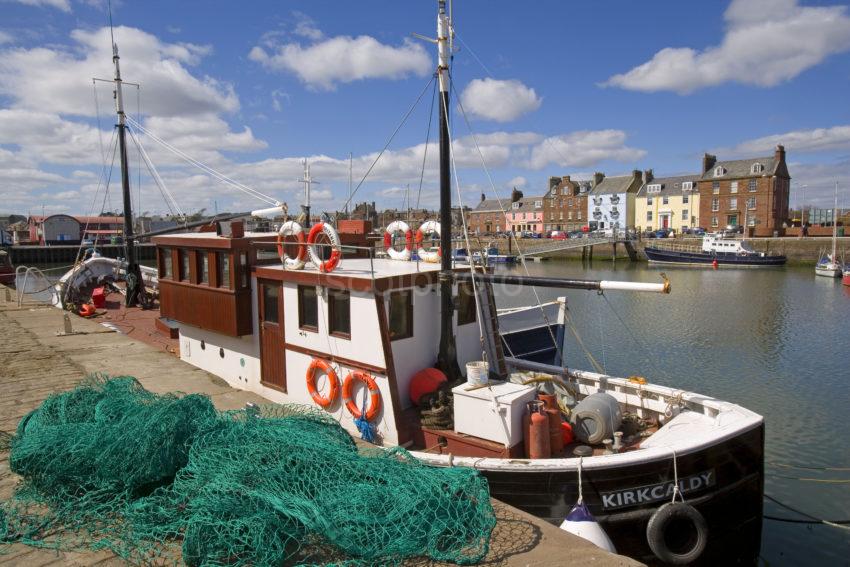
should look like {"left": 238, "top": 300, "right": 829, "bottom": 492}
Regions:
{"left": 478, "top": 423, "right": 764, "bottom": 566}
{"left": 644, "top": 246, "right": 786, "bottom": 267}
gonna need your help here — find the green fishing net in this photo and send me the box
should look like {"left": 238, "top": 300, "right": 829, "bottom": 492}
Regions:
{"left": 1, "top": 375, "right": 495, "bottom": 565}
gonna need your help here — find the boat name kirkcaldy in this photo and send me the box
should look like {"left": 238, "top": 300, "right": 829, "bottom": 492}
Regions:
{"left": 600, "top": 469, "right": 716, "bottom": 509}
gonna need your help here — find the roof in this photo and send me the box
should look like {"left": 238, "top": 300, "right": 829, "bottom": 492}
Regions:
{"left": 637, "top": 174, "right": 702, "bottom": 197}
{"left": 473, "top": 198, "right": 509, "bottom": 213}
{"left": 591, "top": 175, "right": 639, "bottom": 195}
{"left": 700, "top": 156, "right": 775, "bottom": 181}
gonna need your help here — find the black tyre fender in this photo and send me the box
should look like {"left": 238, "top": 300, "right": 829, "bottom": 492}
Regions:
{"left": 646, "top": 502, "right": 708, "bottom": 565}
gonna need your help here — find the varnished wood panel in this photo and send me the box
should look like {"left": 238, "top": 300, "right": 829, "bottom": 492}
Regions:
{"left": 159, "top": 280, "right": 253, "bottom": 336}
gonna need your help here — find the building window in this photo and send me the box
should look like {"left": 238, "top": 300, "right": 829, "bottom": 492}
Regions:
{"left": 457, "top": 282, "right": 476, "bottom": 326}
{"left": 179, "top": 249, "right": 190, "bottom": 281}
{"left": 711, "top": 216, "right": 719, "bottom": 227}
{"left": 567, "top": 211, "right": 572, "bottom": 220}
{"left": 747, "top": 197, "right": 756, "bottom": 210}
{"left": 298, "top": 285, "right": 318, "bottom": 330}
{"left": 159, "top": 248, "right": 172, "bottom": 279}
{"left": 682, "top": 181, "right": 693, "bottom": 191}
{"left": 578, "top": 211, "right": 582, "bottom": 220}
{"left": 730, "top": 197, "right": 738, "bottom": 210}
{"left": 748, "top": 216, "right": 756, "bottom": 227}
{"left": 534, "top": 200, "right": 543, "bottom": 208}
{"left": 218, "top": 252, "right": 230, "bottom": 289}
{"left": 714, "top": 166, "right": 725, "bottom": 177}
{"left": 568, "top": 198, "right": 573, "bottom": 207}
{"left": 647, "top": 197, "right": 653, "bottom": 205}
{"left": 388, "top": 289, "right": 413, "bottom": 340}
{"left": 646, "top": 211, "right": 653, "bottom": 221}
{"left": 751, "top": 163, "right": 763, "bottom": 174}
{"left": 711, "top": 198, "right": 719, "bottom": 212}
{"left": 730, "top": 181, "right": 738, "bottom": 194}
{"left": 328, "top": 289, "right": 351, "bottom": 338}
{"left": 712, "top": 181, "right": 720, "bottom": 194}
{"left": 683, "top": 194, "right": 689, "bottom": 204}
{"left": 512, "top": 202, "right": 520, "bottom": 210}
{"left": 648, "top": 184, "right": 661, "bottom": 193}
{"left": 748, "top": 179, "right": 757, "bottom": 192}
{"left": 197, "top": 252, "right": 209, "bottom": 285}
{"left": 682, "top": 209, "right": 689, "bottom": 220}
{"left": 512, "top": 213, "right": 516, "bottom": 220}
{"left": 662, "top": 196, "right": 669, "bottom": 205}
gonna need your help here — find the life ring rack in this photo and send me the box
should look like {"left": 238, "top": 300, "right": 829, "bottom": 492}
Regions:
{"left": 342, "top": 371, "right": 382, "bottom": 421}
{"left": 383, "top": 220, "right": 414, "bottom": 261}
{"left": 306, "top": 358, "right": 340, "bottom": 409}
{"left": 415, "top": 220, "right": 441, "bottom": 263}
{"left": 307, "top": 222, "right": 343, "bottom": 273}
{"left": 277, "top": 220, "right": 307, "bottom": 270}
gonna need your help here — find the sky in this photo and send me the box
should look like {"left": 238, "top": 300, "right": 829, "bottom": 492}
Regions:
{"left": 1, "top": 0, "right": 850, "bottom": 219}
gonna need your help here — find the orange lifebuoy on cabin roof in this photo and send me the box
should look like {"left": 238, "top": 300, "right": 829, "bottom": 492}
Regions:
{"left": 306, "top": 358, "right": 340, "bottom": 409}
{"left": 306, "top": 222, "right": 342, "bottom": 273}
{"left": 342, "top": 370, "right": 382, "bottom": 421}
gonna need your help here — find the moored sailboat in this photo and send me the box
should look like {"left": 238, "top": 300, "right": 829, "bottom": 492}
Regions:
{"left": 815, "top": 182, "right": 843, "bottom": 277}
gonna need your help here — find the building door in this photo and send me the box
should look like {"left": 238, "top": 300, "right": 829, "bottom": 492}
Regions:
{"left": 662, "top": 215, "right": 669, "bottom": 229}
{"left": 727, "top": 214, "right": 738, "bottom": 227}
{"left": 258, "top": 279, "right": 286, "bottom": 390}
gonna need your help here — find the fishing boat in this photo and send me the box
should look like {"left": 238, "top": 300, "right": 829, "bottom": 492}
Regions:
{"left": 645, "top": 234, "right": 786, "bottom": 267}
{"left": 815, "top": 182, "right": 842, "bottom": 278}
{"left": 472, "top": 243, "right": 516, "bottom": 264}
{"left": 42, "top": 4, "right": 765, "bottom": 564}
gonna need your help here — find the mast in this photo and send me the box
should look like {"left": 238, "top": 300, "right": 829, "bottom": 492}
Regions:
{"left": 435, "top": 0, "right": 461, "bottom": 380}
{"left": 832, "top": 181, "right": 838, "bottom": 261}
{"left": 298, "top": 159, "right": 316, "bottom": 228}
{"left": 111, "top": 38, "right": 144, "bottom": 307}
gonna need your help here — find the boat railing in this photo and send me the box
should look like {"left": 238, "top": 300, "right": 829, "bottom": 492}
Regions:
{"left": 14, "top": 265, "right": 58, "bottom": 307}
{"left": 646, "top": 241, "right": 703, "bottom": 254}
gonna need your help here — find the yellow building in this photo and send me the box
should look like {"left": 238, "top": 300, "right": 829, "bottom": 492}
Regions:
{"left": 635, "top": 174, "right": 701, "bottom": 233}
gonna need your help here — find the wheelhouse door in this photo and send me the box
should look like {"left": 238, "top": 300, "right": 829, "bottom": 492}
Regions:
{"left": 259, "top": 279, "right": 286, "bottom": 391}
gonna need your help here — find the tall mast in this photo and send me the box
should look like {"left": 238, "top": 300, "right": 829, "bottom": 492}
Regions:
{"left": 436, "top": 0, "right": 461, "bottom": 380}
{"left": 298, "top": 159, "right": 316, "bottom": 228}
{"left": 111, "top": 38, "right": 144, "bottom": 307}
{"left": 832, "top": 181, "right": 838, "bottom": 260}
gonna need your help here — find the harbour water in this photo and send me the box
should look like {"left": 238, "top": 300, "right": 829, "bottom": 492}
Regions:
{"left": 494, "top": 260, "right": 850, "bottom": 566}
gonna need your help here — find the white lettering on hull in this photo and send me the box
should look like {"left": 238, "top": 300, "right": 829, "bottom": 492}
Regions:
{"left": 599, "top": 470, "right": 716, "bottom": 510}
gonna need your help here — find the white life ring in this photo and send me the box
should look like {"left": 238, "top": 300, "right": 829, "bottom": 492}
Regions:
{"left": 277, "top": 220, "right": 306, "bottom": 270}
{"left": 415, "top": 220, "right": 441, "bottom": 263}
{"left": 383, "top": 220, "right": 413, "bottom": 261}
{"left": 307, "top": 222, "right": 342, "bottom": 273}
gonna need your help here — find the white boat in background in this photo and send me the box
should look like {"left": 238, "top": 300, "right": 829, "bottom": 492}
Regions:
{"left": 815, "top": 182, "right": 843, "bottom": 278}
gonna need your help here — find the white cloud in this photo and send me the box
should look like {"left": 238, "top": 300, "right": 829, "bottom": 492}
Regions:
{"left": 0, "top": 32, "right": 13, "bottom": 44}
{"left": 603, "top": 0, "right": 850, "bottom": 94}
{"left": 0, "top": 26, "right": 237, "bottom": 117}
{"left": 459, "top": 78, "right": 542, "bottom": 122}
{"left": 11, "top": 0, "right": 70, "bottom": 12}
{"left": 507, "top": 176, "right": 527, "bottom": 188}
{"left": 526, "top": 130, "right": 646, "bottom": 170}
{"left": 788, "top": 159, "right": 850, "bottom": 207}
{"left": 249, "top": 32, "right": 432, "bottom": 91}
{"left": 293, "top": 12, "right": 323, "bottom": 41}
{"left": 726, "top": 125, "right": 850, "bottom": 155}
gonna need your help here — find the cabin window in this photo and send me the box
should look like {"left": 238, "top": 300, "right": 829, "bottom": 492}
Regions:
{"left": 179, "top": 249, "right": 190, "bottom": 281}
{"left": 218, "top": 252, "right": 230, "bottom": 289}
{"left": 328, "top": 289, "right": 351, "bottom": 338}
{"left": 457, "top": 282, "right": 477, "bottom": 326}
{"left": 159, "top": 248, "right": 172, "bottom": 279}
{"left": 239, "top": 252, "right": 248, "bottom": 288}
{"left": 388, "top": 290, "right": 413, "bottom": 340}
{"left": 198, "top": 252, "right": 209, "bottom": 285}
{"left": 298, "top": 285, "right": 318, "bottom": 331}
{"left": 262, "top": 284, "right": 279, "bottom": 324}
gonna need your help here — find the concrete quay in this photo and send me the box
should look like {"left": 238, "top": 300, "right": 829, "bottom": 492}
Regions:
{"left": 0, "top": 287, "right": 640, "bottom": 567}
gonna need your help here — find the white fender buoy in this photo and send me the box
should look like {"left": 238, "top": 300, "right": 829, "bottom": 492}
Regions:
{"left": 558, "top": 456, "right": 616, "bottom": 553}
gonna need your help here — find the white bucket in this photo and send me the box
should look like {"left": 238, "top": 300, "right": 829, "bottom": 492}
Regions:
{"left": 466, "top": 361, "right": 489, "bottom": 386}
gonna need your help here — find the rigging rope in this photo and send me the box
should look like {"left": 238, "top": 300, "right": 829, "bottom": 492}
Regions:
{"left": 127, "top": 126, "right": 186, "bottom": 221}
{"left": 339, "top": 75, "right": 436, "bottom": 214}
{"left": 125, "top": 115, "right": 279, "bottom": 206}
{"left": 416, "top": 79, "right": 438, "bottom": 210}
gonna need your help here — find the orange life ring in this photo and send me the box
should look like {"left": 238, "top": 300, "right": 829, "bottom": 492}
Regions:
{"left": 306, "top": 358, "right": 340, "bottom": 409}
{"left": 78, "top": 303, "right": 96, "bottom": 317}
{"left": 306, "top": 222, "right": 342, "bottom": 273}
{"left": 415, "top": 220, "right": 441, "bottom": 263}
{"left": 342, "top": 371, "right": 382, "bottom": 421}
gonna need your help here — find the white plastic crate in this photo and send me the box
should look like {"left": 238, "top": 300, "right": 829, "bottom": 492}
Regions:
{"left": 452, "top": 381, "right": 537, "bottom": 446}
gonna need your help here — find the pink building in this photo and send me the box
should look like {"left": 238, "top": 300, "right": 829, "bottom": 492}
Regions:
{"left": 505, "top": 196, "right": 544, "bottom": 234}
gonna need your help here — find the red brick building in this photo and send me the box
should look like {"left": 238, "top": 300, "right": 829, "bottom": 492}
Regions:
{"left": 543, "top": 175, "right": 590, "bottom": 233}
{"left": 697, "top": 145, "right": 791, "bottom": 236}
{"left": 467, "top": 190, "right": 517, "bottom": 236}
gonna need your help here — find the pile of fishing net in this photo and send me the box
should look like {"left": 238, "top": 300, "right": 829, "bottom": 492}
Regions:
{"left": 1, "top": 375, "right": 496, "bottom": 565}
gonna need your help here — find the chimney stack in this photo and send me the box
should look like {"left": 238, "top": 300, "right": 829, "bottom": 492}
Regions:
{"left": 702, "top": 153, "right": 717, "bottom": 174}
{"left": 480, "top": 192, "right": 486, "bottom": 203}
{"left": 549, "top": 176, "right": 560, "bottom": 190}
{"left": 510, "top": 187, "right": 524, "bottom": 203}
{"left": 642, "top": 169, "right": 654, "bottom": 184}
{"left": 592, "top": 172, "right": 605, "bottom": 187}
{"left": 774, "top": 144, "right": 785, "bottom": 164}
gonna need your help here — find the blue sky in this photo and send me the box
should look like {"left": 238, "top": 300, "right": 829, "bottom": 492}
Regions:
{"left": 1, "top": 0, "right": 849, "bottom": 218}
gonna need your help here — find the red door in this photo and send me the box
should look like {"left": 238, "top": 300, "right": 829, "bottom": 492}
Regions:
{"left": 662, "top": 216, "right": 669, "bottom": 229}
{"left": 259, "top": 279, "right": 286, "bottom": 390}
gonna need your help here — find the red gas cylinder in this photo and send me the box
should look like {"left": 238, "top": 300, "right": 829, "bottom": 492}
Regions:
{"left": 712, "top": 259, "right": 719, "bottom": 270}
{"left": 561, "top": 421, "right": 575, "bottom": 445}
{"left": 409, "top": 368, "right": 447, "bottom": 405}
{"left": 529, "top": 406, "right": 551, "bottom": 459}
{"left": 91, "top": 286, "right": 106, "bottom": 308}
{"left": 539, "top": 394, "right": 564, "bottom": 456}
